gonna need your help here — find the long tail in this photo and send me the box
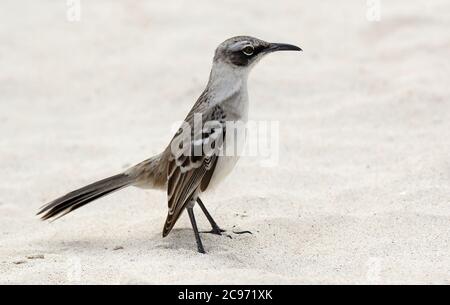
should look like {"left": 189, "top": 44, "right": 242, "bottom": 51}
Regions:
{"left": 37, "top": 173, "right": 135, "bottom": 221}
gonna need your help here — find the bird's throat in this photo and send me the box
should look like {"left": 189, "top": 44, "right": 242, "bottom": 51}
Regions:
{"left": 207, "top": 62, "right": 249, "bottom": 106}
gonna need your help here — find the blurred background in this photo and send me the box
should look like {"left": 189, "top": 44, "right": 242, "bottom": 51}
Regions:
{"left": 0, "top": 0, "right": 449, "bottom": 284}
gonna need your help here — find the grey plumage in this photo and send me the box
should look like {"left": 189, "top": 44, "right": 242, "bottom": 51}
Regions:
{"left": 38, "top": 36, "right": 301, "bottom": 253}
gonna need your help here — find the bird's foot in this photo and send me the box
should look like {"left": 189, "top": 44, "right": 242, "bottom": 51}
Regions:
{"left": 200, "top": 227, "right": 226, "bottom": 235}
{"left": 197, "top": 244, "right": 206, "bottom": 254}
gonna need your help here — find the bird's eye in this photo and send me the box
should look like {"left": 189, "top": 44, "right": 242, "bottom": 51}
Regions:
{"left": 242, "top": 45, "right": 254, "bottom": 56}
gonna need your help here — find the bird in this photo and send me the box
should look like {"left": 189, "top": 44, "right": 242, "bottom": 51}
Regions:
{"left": 37, "top": 36, "right": 301, "bottom": 253}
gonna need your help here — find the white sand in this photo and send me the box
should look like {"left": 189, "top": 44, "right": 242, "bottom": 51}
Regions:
{"left": 1, "top": 0, "right": 449, "bottom": 284}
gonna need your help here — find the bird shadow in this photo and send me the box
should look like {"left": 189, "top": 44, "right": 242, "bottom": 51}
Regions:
{"left": 36, "top": 225, "right": 255, "bottom": 256}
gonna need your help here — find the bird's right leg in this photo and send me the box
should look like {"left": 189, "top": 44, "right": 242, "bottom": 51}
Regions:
{"left": 197, "top": 197, "right": 225, "bottom": 235}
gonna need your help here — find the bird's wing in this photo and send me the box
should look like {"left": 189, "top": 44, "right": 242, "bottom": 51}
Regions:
{"left": 163, "top": 92, "right": 226, "bottom": 236}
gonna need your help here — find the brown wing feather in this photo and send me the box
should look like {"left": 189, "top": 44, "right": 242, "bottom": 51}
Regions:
{"left": 163, "top": 156, "right": 215, "bottom": 236}
{"left": 162, "top": 91, "right": 226, "bottom": 237}
{"left": 164, "top": 145, "right": 221, "bottom": 236}
{"left": 200, "top": 156, "right": 219, "bottom": 191}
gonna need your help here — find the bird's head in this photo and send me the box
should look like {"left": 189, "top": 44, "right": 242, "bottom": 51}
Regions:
{"left": 213, "top": 36, "right": 301, "bottom": 72}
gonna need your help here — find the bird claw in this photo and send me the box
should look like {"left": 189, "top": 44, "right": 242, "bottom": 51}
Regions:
{"left": 232, "top": 230, "right": 253, "bottom": 235}
{"left": 200, "top": 228, "right": 226, "bottom": 235}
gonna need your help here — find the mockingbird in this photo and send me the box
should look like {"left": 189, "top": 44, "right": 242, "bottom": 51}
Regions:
{"left": 38, "top": 36, "right": 301, "bottom": 253}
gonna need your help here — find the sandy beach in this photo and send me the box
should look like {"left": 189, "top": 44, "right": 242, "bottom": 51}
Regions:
{"left": 0, "top": 0, "right": 449, "bottom": 284}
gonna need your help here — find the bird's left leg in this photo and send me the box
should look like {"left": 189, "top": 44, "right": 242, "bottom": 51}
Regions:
{"left": 187, "top": 205, "right": 206, "bottom": 254}
{"left": 197, "top": 197, "right": 225, "bottom": 235}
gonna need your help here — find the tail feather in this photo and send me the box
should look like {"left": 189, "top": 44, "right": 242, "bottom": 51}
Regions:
{"left": 38, "top": 173, "right": 135, "bottom": 221}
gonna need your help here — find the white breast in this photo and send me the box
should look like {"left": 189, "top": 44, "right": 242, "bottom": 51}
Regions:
{"left": 204, "top": 85, "right": 249, "bottom": 192}
{"left": 201, "top": 60, "right": 250, "bottom": 192}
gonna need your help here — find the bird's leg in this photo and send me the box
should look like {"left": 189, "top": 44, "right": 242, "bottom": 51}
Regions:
{"left": 197, "top": 197, "right": 225, "bottom": 235}
{"left": 187, "top": 206, "right": 206, "bottom": 254}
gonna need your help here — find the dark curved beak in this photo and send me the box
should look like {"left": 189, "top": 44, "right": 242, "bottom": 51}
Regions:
{"left": 265, "top": 42, "right": 302, "bottom": 53}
